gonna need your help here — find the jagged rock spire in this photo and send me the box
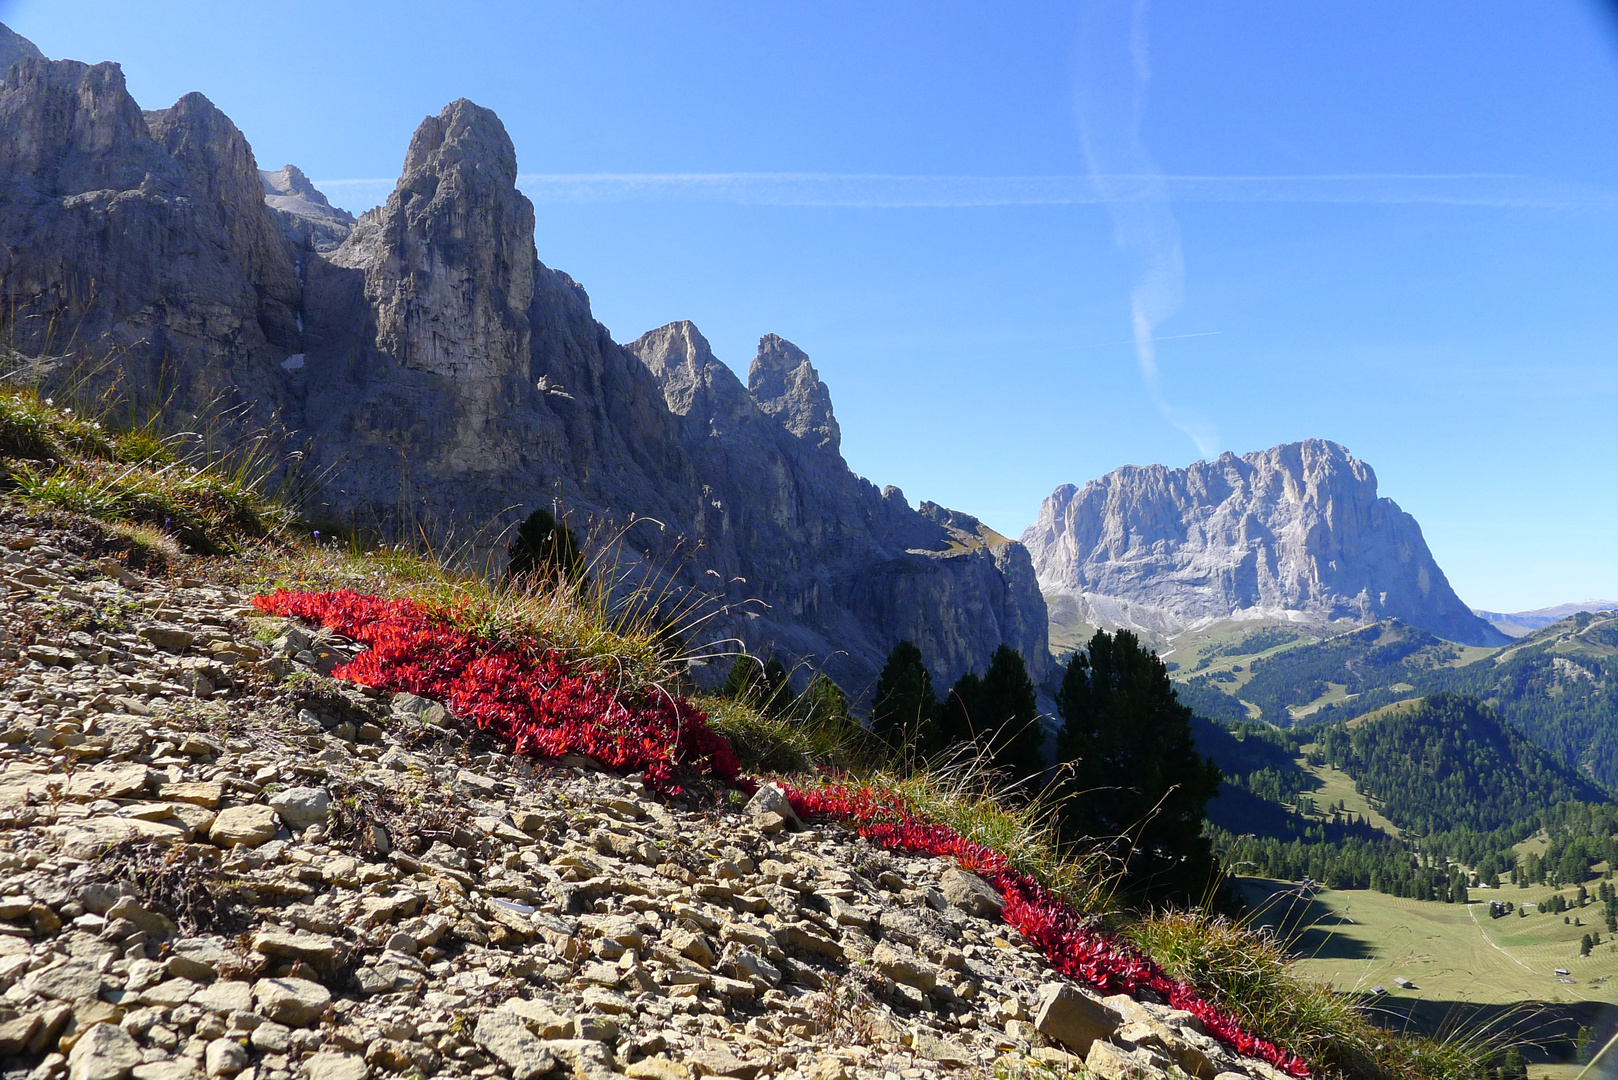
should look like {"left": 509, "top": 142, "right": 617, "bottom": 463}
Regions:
{"left": 748, "top": 334, "right": 841, "bottom": 454}
{"left": 332, "top": 98, "right": 535, "bottom": 383}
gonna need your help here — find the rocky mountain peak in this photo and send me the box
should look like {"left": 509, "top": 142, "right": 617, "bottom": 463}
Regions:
{"left": 261, "top": 162, "right": 323, "bottom": 202}
{"left": 0, "top": 58, "right": 174, "bottom": 194}
{"left": 401, "top": 96, "right": 518, "bottom": 193}
{"left": 145, "top": 92, "right": 302, "bottom": 345}
{"left": 261, "top": 164, "right": 355, "bottom": 252}
{"left": 748, "top": 333, "right": 841, "bottom": 454}
{"left": 2, "top": 67, "right": 1052, "bottom": 701}
{"left": 0, "top": 53, "right": 297, "bottom": 404}
{"left": 626, "top": 320, "right": 752, "bottom": 421}
{"left": 330, "top": 97, "right": 535, "bottom": 385}
{"left": 0, "top": 22, "right": 43, "bottom": 81}
{"left": 918, "top": 501, "right": 1011, "bottom": 549}
{"left": 1022, "top": 439, "right": 1505, "bottom": 646}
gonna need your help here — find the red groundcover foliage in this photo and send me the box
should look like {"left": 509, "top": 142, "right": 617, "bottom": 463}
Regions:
{"left": 257, "top": 589, "right": 1308, "bottom": 1077}
{"left": 252, "top": 589, "right": 745, "bottom": 792}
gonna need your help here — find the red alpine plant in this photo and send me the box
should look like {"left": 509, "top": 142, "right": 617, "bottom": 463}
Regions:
{"left": 252, "top": 589, "right": 746, "bottom": 793}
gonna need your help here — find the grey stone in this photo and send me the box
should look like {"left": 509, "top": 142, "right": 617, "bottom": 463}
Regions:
{"left": 266, "top": 786, "right": 329, "bottom": 831}
{"left": 686, "top": 1047, "right": 760, "bottom": 1079}
{"left": 871, "top": 943, "right": 936, "bottom": 993}
{"left": 303, "top": 1053, "right": 369, "bottom": 1080}
{"left": 743, "top": 784, "right": 800, "bottom": 830}
{"left": 1087, "top": 1039, "right": 1170, "bottom": 1080}
{"left": 0, "top": 1013, "right": 40, "bottom": 1056}
{"left": 910, "top": 1027, "right": 972, "bottom": 1066}
{"left": 1032, "top": 982, "right": 1123, "bottom": 1056}
{"left": 132, "top": 1063, "right": 200, "bottom": 1080}
{"left": 203, "top": 1037, "right": 248, "bottom": 1076}
{"left": 138, "top": 978, "right": 197, "bottom": 1007}
{"left": 538, "top": 1039, "right": 617, "bottom": 1080}
{"left": 499, "top": 999, "right": 573, "bottom": 1039}
{"left": 249, "top": 1021, "right": 291, "bottom": 1053}
{"left": 166, "top": 939, "right": 234, "bottom": 982}
{"left": 105, "top": 898, "right": 176, "bottom": 941}
{"left": 208, "top": 806, "right": 279, "bottom": 848}
{"left": 30, "top": 959, "right": 105, "bottom": 1003}
{"left": 138, "top": 625, "right": 195, "bottom": 652}
{"left": 940, "top": 867, "right": 1003, "bottom": 917}
{"left": 473, "top": 1010, "right": 558, "bottom": 1080}
{"left": 67, "top": 1022, "right": 142, "bottom": 1080}
{"left": 250, "top": 977, "right": 329, "bottom": 1026}
{"left": 250, "top": 928, "right": 340, "bottom": 965}
{"left": 191, "top": 981, "right": 253, "bottom": 1015}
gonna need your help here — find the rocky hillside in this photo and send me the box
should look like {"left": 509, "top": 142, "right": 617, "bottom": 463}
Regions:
{"left": 0, "top": 29, "right": 1047, "bottom": 698}
{"left": 0, "top": 509, "right": 1287, "bottom": 1080}
{"left": 1021, "top": 440, "right": 1504, "bottom": 648}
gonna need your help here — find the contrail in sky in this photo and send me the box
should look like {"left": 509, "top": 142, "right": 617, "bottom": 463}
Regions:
{"left": 1073, "top": 0, "right": 1218, "bottom": 457}
{"left": 312, "top": 172, "right": 1618, "bottom": 209}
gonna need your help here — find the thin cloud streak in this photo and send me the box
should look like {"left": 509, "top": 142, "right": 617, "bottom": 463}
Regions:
{"left": 313, "top": 173, "right": 1618, "bottom": 209}
{"left": 1075, "top": 0, "right": 1219, "bottom": 458}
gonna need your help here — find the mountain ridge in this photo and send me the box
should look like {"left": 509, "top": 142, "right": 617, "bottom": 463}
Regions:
{"left": 0, "top": 38, "right": 1048, "bottom": 699}
{"left": 1473, "top": 600, "right": 1618, "bottom": 639}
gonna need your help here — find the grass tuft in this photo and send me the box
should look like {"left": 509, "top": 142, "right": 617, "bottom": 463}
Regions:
{"left": 0, "top": 382, "right": 291, "bottom": 552}
{"left": 703, "top": 691, "right": 877, "bottom": 774}
{"left": 1130, "top": 909, "right": 1501, "bottom": 1080}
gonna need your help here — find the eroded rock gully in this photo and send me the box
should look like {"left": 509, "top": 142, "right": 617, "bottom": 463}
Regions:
{"left": 0, "top": 516, "right": 1289, "bottom": 1080}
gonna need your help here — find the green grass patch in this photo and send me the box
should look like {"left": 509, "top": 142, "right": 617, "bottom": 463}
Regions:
{"left": 0, "top": 383, "right": 290, "bottom": 552}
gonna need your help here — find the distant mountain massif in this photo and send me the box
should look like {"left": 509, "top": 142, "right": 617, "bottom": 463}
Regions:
{"left": 1022, "top": 439, "right": 1507, "bottom": 652}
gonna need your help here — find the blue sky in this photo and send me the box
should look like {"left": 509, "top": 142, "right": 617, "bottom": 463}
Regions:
{"left": 9, "top": 0, "right": 1617, "bottom": 611}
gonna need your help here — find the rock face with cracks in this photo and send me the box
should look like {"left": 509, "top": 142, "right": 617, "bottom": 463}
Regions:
{"left": 0, "top": 24, "right": 1048, "bottom": 697}
{"left": 1021, "top": 439, "right": 1506, "bottom": 647}
{"left": 0, "top": 509, "right": 1297, "bottom": 1080}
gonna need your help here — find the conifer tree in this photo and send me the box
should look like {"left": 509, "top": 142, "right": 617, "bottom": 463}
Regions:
{"left": 938, "top": 672, "right": 984, "bottom": 750}
{"left": 869, "top": 641, "right": 939, "bottom": 753}
{"left": 1056, "top": 629, "right": 1222, "bottom": 901}
{"left": 508, "top": 507, "right": 586, "bottom": 588}
{"left": 795, "top": 673, "right": 849, "bottom": 725}
{"left": 722, "top": 654, "right": 763, "bottom": 706}
{"left": 762, "top": 658, "right": 791, "bottom": 715}
{"left": 978, "top": 645, "right": 1044, "bottom": 783}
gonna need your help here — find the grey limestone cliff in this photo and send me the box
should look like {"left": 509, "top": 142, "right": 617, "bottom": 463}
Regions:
{"left": 0, "top": 22, "right": 42, "bottom": 78}
{"left": 0, "top": 51, "right": 299, "bottom": 413}
{"left": 1021, "top": 440, "right": 1506, "bottom": 647}
{"left": 0, "top": 36, "right": 1049, "bottom": 700}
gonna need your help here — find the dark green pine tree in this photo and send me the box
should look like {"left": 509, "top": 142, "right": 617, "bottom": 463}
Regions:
{"left": 794, "top": 673, "right": 849, "bottom": 725}
{"left": 935, "top": 648, "right": 1044, "bottom": 785}
{"left": 978, "top": 645, "right": 1044, "bottom": 783}
{"left": 507, "top": 508, "right": 587, "bottom": 589}
{"left": 761, "top": 658, "right": 791, "bottom": 716}
{"left": 938, "top": 672, "right": 984, "bottom": 750}
{"left": 869, "top": 641, "right": 940, "bottom": 753}
{"left": 1056, "top": 629, "right": 1223, "bottom": 902}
